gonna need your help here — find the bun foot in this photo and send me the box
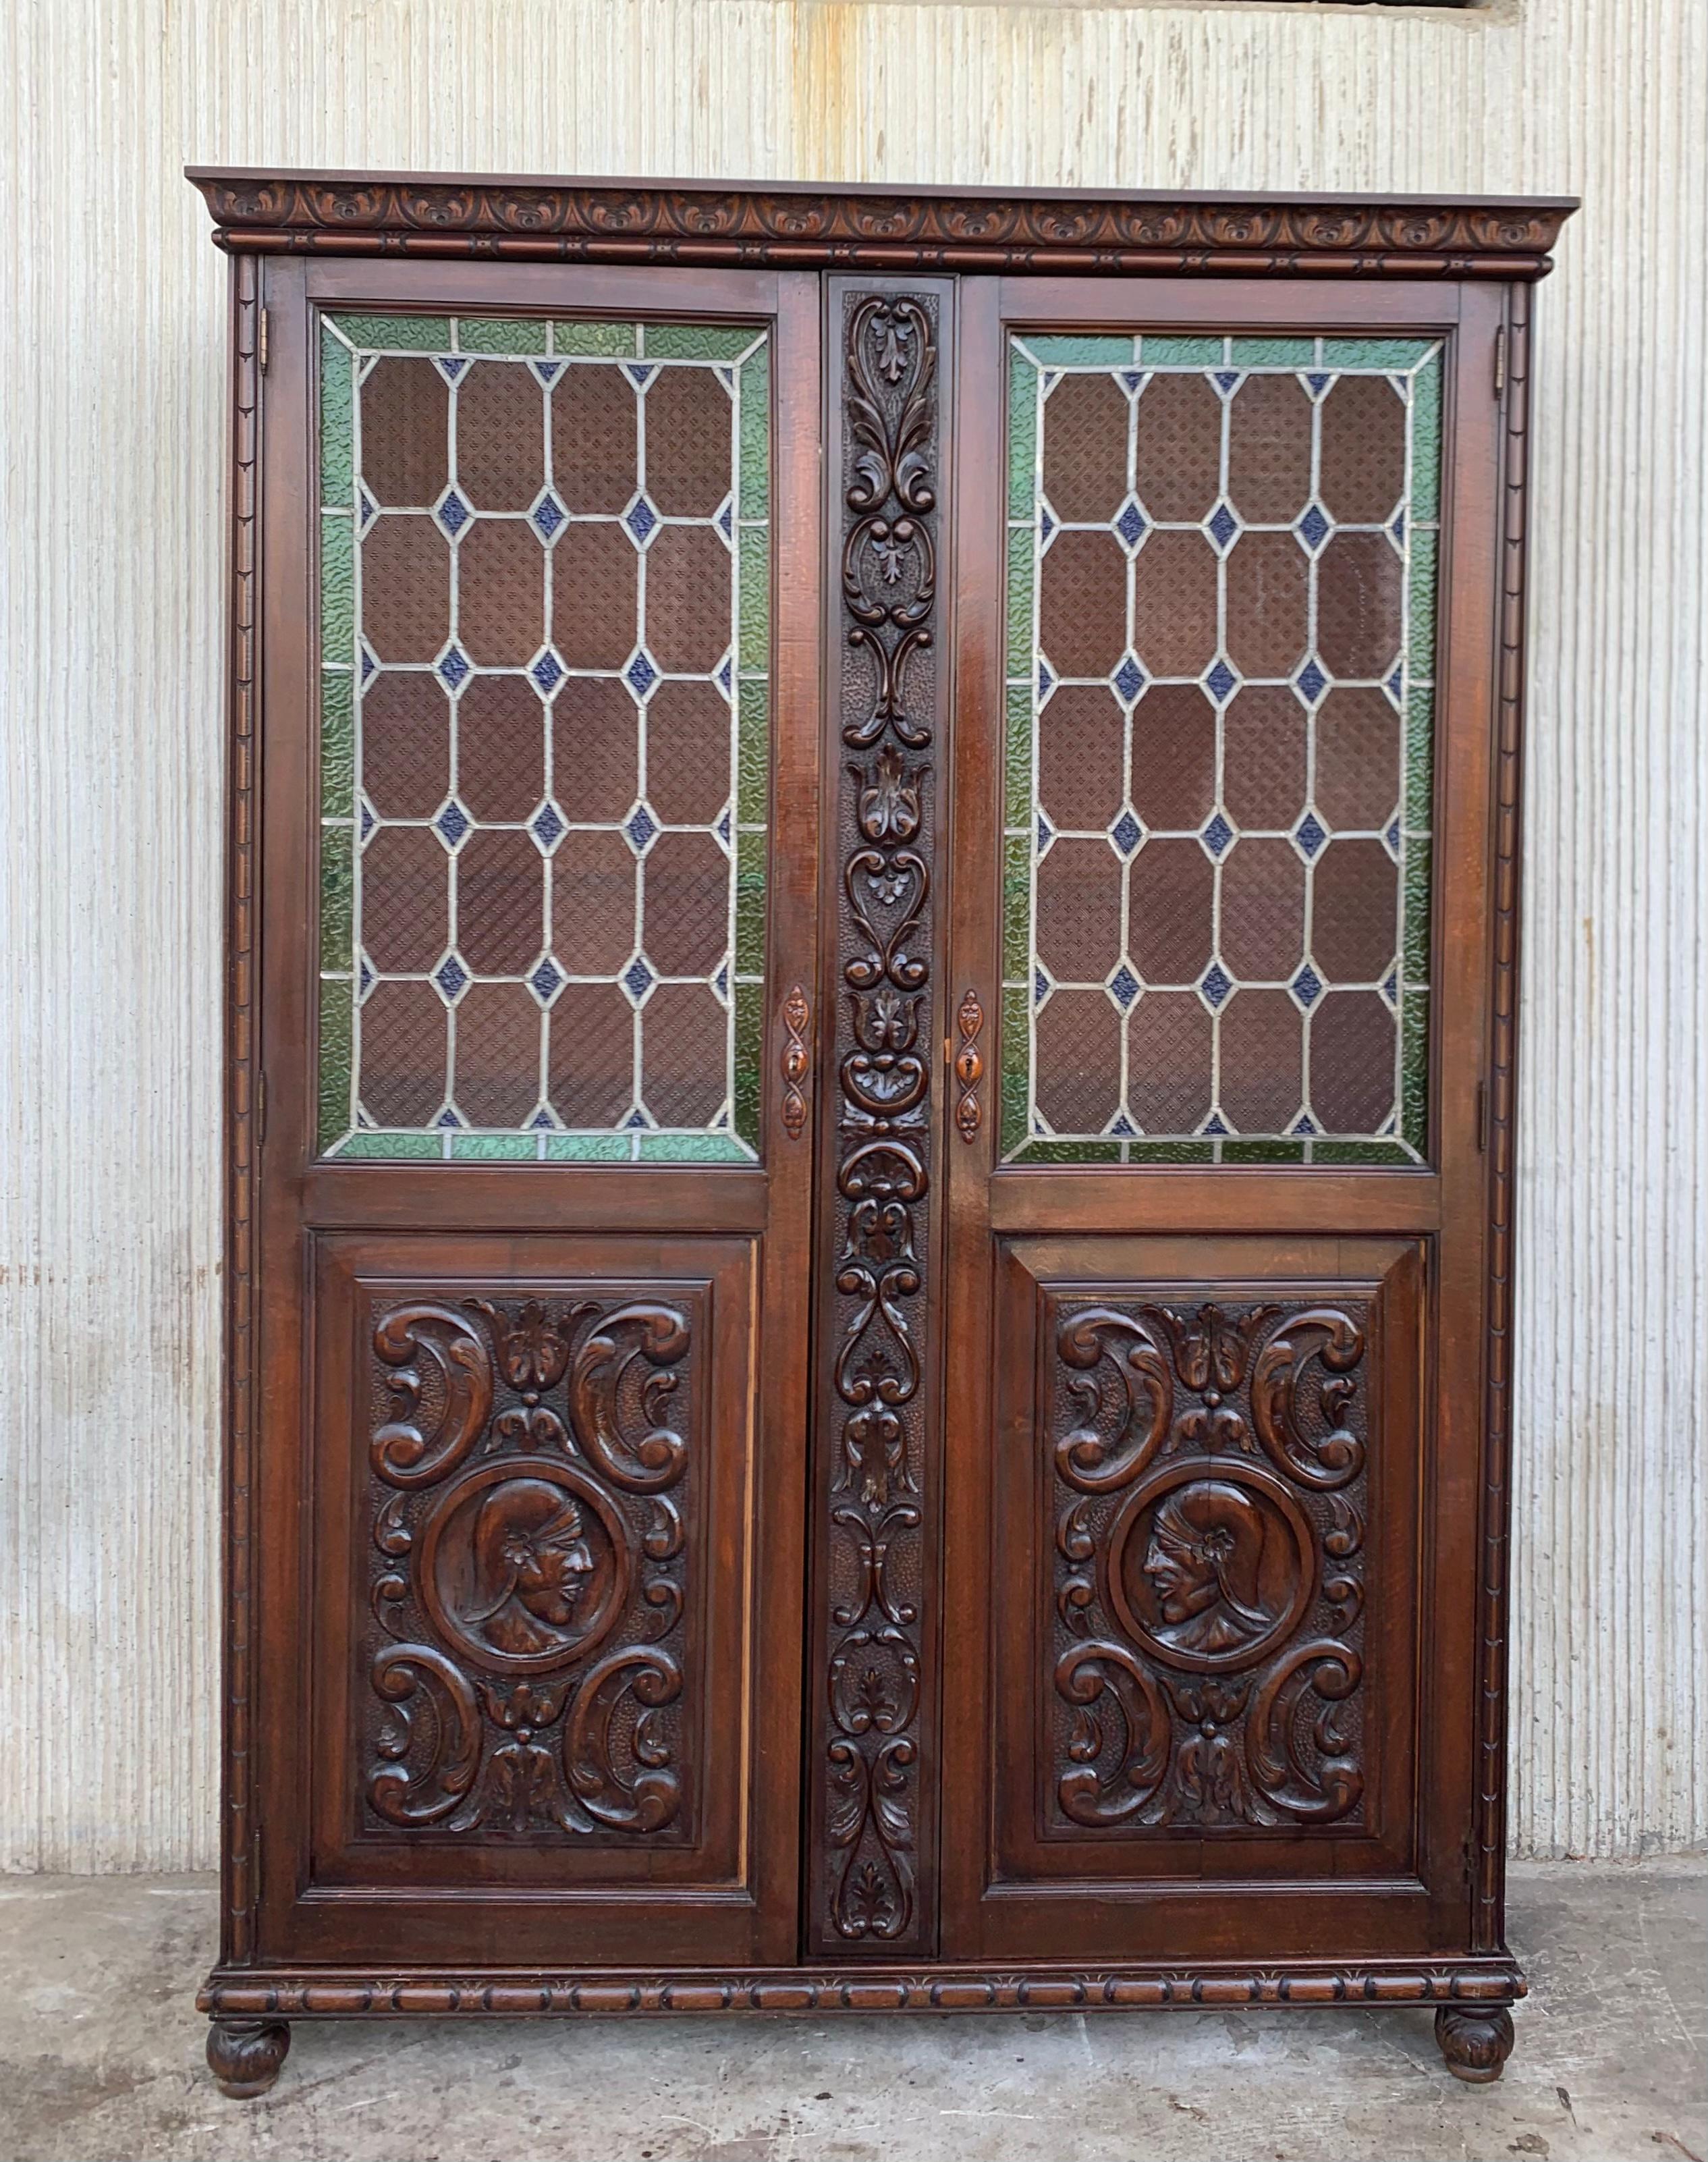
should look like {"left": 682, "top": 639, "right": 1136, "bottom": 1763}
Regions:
{"left": 206, "top": 2017, "right": 291, "bottom": 2098}
{"left": 1434, "top": 2003, "right": 1514, "bottom": 2083}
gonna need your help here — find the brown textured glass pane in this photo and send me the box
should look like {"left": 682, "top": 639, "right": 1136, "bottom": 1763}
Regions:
{"left": 1319, "top": 375, "right": 1406, "bottom": 524}
{"left": 639, "top": 979, "right": 726, "bottom": 1125}
{"left": 456, "top": 675, "right": 547, "bottom": 822}
{"left": 1130, "top": 684, "right": 1215, "bottom": 832}
{"left": 1217, "top": 988, "right": 1304, "bottom": 1133}
{"left": 1219, "top": 837, "right": 1306, "bottom": 981}
{"left": 458, "top": 520, "right": 546, "bottom": 667}
{"left": 643, "top": 367, "right": 733, "bottom": 518}
{"left": 547, "top": 980, "right": 634, "bottom": 1127}
{"left": 555, "top": 524, "right": 638, "bottom": 670}
{"left": 456, "top": 362, "right": 545, "bottom": 513}
{"left": 1128, "top": 990, "right": 1212, "bottom": 1133}
{"left": 360, "top": 826, "right": 449, "bottom": 974}
{"left": 1222, "top": 686, "right": 1307, "bottom": 832}
{"left": 551, "top": 677, "right": 638, "bottom": 822}
{"left": 1131, "top": 531, "right": 1217, "bottom": 677}
{"left": 1034, "top": 988, "right": 1120, "bottom": 1137}
{"left": 1227, "top": 374, "right": 1313, "bottom": 524}
{"left": 551, "top": 365, "right": 638, "bottom": 514}
{"left": 1038, "top": 684, "right": 1124, "bottom": 832}
{"left": 646, "top": 524, "right": 732, "bottom": 672}
{"left": 1314, "top": 686, "right": 1401, "bottom": 832}
{"left": 451, "top": 980, "right": 543, "bottom": 1127}
{"left": 361, "top": 672, "right": 449, "bottom": 819}
{"left": 1311, "top": 838, "right": 1399, "bottom": 983}
{"left": 1310, "top": 990, "right": 1397, "bottom": 1133}
{"left": 1225, "top": 530, "right": 1308, "bottom": 680}
{"left": 1133, "top": 374, "right": 1221, "bottom": 522}
{"left": 456, "top": 828, "right": 547, "bottom": 977}
{"left": 1038, "top": 529, "right": 1126, "bottom": 680}
{"left": 1318, "top": 532, "right": 1404, "bottom": 681}
{"left": 552, "top": 830, "right": 637, "bottom": 976}
{"left": 362, "top": 516, "right": 450, "bottom": 662}
{"left": 1035, "top": 837, "right": 1122, "bottom": 982}
{"left": 1040, "top": 372, "right": 1129, "bottom": 522}
{"left": 361, "top": 358, "right": 449, "bottom": 507}
{"left": 642, "top": 830, "right": 730, "bottom": 978}
{"left": 358, "top": 978, "right": 447, "bottom": 1127}
{"left": 646, "top": 681, "right": 731, "bottom": 825}
{"left": 1129, "top": 837, "right": 1214, "bottom": 985}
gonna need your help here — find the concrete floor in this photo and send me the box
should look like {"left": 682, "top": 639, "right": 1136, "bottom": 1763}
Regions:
{"left": 0, "top": 1863, "right": 1701, "bottom": 2162}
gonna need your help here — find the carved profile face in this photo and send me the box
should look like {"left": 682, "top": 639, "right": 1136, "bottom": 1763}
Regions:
{"left": 462, "top": 1479, "right": 595, "bottom": 1657}
{"left": 1138, "top": 1480, "right": 1284, "bottom": 1657}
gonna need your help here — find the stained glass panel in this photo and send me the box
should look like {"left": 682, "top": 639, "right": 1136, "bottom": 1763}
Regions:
{"left": 317, "top": 314, "right": 770, "bottom": 1161}
{"left": 1002, "top": 333, "right": 1442, "bottom": 1166}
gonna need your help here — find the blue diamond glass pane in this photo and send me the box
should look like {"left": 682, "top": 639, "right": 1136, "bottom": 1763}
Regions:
{"left": 1037, "top": 659, "right": 1054, "bottom": 699}
{"left": 1208, "top": 502, "right": 1238, "bottom": 551}
{"left": 530, "top": 958, "right": 563, "bottom": 1004}
{"left": 437, "top": 489, "right": 470, "bottom": 536}
{"left": 531, "top": 649, "right": 563, "bottom": 694}
{"left": 1033, "top": 969, "right": 1049, "bottom": 1006}
{"left": 624, "top": 362, "right": 656, "bottom": 389}
{"left": 361, "top": 645, "right": 377, "bottom": 681}
{"left": 360, "top": 799, "right": 375, "bottom": 840}
{"left": 1306, "top": 371, "right": 1331, "bottom": 396}
{"left": 1296, "top": 659, "right": 1327, "bottom": 704}
{"left": 626, "top": 650, "right": 657, "bottom": 698}
{"left": 1037, "top": 813, "right": 1053, "bottom": 851}
{"left": 625, "top": 495, "right": 658, "bottom": 545}
{"left": 1387, "top": 665, "right": 1404, "bottom": 703}
{"left": 1203, "top": 1111, "right": 1229, "bottom": 1134}
{"left": 532, "top": 493, "right": 565, "bottom": 539}
{"left": 358, "top": 955, "right": 373, "bottom": 996}
{"left": 717, "top": 657, "right": 732, "bottom": 695}
{"left": 1213, "top": 371, "right": 1241, "bottom": 396}
{"left": 1292, "top": 1112, "right": 1318, "bottom": 1135}
{"left": 530, "top": 1108, "right": 555, "bottom": 1128}
{"left": 1113, "top": 655, "right": 1145, "bottom": 703}
{"left": 625, "top": 805, "right": 657, "bottom": 853}
{"left": 1386, "top": 819, "right": 1401, "bottom": 855}
{"left": 1115, "top": 499, "right": 1146, "bottom": 548}
{"left": 531, "top": 803, "right": 565, "bottom": 850}
{"left": 716, "top": 809, "right": 731, "bottom": 844}
{"left": 435, "top": 799, "right": 470, "bottom": 847}
{"left": 1039, "top": 505, "right": 1057, "bottom": 543}
{"left": 714, "top": 962, "right": 729, "bottom": 998}
{"left": 1292, "top": 965, "right": 1322, "bottom": 1006}
{"left": 1203, "top": 812, "right": 1233, "bottom": 858}
{"left": 436, "top": 1105, "right": 464, "bottom": 1126}
{"left": 624, "top": 956, "right": 654, "bottom": 1002}
{"left": 1295, "top": 813, "right": 1326, "bottom": 858}
{"left": 1111, "top": 811, "right": 1142, "bottom": 857}
{"left": 1110, "top": 965, "right": 1139, "bottom": 1009}
{"left": 1390, "top": 510, "right": 1406, "bottom": 545}
{"left": 717, "top": 501, "right": 733, "bottom": 540}
{"left": 438, "top": 645, "right": 469, "bottom": 690}
{"left": 1111, "top": 1112, "right": 1136, "bottom": 1136}
{"left": 1297, "top": 503, "right": 1331, "bottom": 553}
{"left": 1381, "top": 968, "right": 1399, "bottom": 1006}
{"left": 358, "top": 489, "right": 377, "bottom": 529}
{"left": 1205, "top": 659, "right": 1238, "bottom": 705}
{"left": 1201, "top": 963, "right": 1232, "bottom": 1008}
{"left": 533, "top": 360, "right": 562, "bottom": 385}
{"left": 437, "top": 357, "right": 468, "bottom": 383}
{"left": 435, "top": 956, "right": 468, "bottom": 1002}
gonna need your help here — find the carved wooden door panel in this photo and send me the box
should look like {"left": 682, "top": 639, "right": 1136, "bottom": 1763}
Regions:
{"left": 938, "top": 277, "right": 1507, "bottom": 1964}
{"left": 248, "top": 261, "right": 821, "bottom": 1969}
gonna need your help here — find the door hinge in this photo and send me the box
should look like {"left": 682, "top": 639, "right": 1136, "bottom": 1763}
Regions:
{"left": 1475, "top": 1079, "right": 1488, "bottom": 1154}
{"left": 256, "top": 1071, "right": 268, "bottom": 1146}
{"left": 1493, "top": 324, "right": 1506, "bottom": 398}
{"left": 258, "top": 307, "right": 271, "bottom": 373}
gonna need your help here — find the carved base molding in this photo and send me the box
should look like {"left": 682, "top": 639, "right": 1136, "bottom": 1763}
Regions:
{"left": 202, "top": 1960, "right": 1523, "bottom": 2019}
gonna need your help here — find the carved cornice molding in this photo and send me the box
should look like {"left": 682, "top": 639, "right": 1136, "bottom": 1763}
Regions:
{"left": 187, "top": 170, "right": 1575, "bottom": 279}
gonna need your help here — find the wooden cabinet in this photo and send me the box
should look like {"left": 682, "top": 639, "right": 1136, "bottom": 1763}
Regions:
{"left": 188, "top": 169, "right": 1574, "bottom": 2097}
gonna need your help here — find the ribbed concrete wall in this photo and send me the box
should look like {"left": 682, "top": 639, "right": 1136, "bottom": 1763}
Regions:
{"left": 1, "top": 0, "right": 1702, "bottom": 1871}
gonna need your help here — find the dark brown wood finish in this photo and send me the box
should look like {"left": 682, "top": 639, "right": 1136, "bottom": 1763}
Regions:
{"left": 193, "top": 171, "right": 1572, "bottom": 2097}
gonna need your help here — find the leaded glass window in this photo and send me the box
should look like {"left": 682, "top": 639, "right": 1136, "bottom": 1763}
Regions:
{"left": 316, "top": 314, "right": 770, "bottom": 1161}
{"left": 1003, "top": 334, "right": 1442, "bottom": 1166}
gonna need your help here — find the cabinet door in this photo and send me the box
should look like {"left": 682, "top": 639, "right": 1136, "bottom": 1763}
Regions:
{"left": 248, "top": 261, "right": 820, "bottom": 1970}
{"left": 940, "top": 278, "right": 1504, "bottom": 1964}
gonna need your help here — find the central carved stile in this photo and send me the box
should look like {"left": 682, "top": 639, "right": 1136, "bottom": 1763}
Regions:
{"left": 813, "top": 292, "right": 941, "bottom": 1949}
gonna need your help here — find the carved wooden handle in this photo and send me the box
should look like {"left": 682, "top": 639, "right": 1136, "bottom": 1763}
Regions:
{"left": 781, "top": 985, "right": 811, "bottom": 1140}
{"left": 954, "top": 988, "right": 984, "bottom": 1141}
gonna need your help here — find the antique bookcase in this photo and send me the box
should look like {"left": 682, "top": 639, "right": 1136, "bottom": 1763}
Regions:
{"left": 188, "top": 169, "right": 1574, "bottom": 2097}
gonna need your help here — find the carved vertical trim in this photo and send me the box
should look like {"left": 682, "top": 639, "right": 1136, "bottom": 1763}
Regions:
{"left": 1477, "top": 282, "right": 1530, "bottom": 1949}
{"left": 810, "top": 290, "right": 943, "bottom": 1953}
{"left": 781, "top": 985, "right": 811, "bottom": 1141}
{"left": 224, "top": 252, "right": 263, "bottom": 1963}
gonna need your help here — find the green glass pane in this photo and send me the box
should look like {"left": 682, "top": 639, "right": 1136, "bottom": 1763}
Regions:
{"left": 338, "top": 1131, "right": 441, "bottom": 1159}
{"left": 1022, "top": 334, "right": 1136, "bottom": 366}
{"left": 1000, "top": 983, "right": 1028, "bottom": 1154}
{"left": 735, "top": 830, "right": 767, "bottom": 977}
{"left": 638, "top": 1131, "right": 750, "bottom": 1162}
{"left": 450, "top": 1133, "right": 537, "bottom": 1159}
{"left": 321, "top": 513, "right": 354, "bottom": 661}
{"left": 319, "top": 325, "right": 354, "bottom": 507}
{"left": 544, "top": 1133, "right": 630, "bottom": 1162}
{"left": 1221, "top": 1138, "right": 1308, "bottom": 1164}
{"left": 321, "top": 669, "right": 354, "bottom": 819}
{"left": 552, "top": 321, "right": 637, "bottom": 357}
{"left": 1404, "top": 837, "right": 1433, "bottom": 985}
{"left": 1139, "top": 336, "right": 1223, "bottom": 366}
{"left": 1402, "top": 988, "right": 1431, "bottom": 1154}
{"left": 1229, "top": 337, "right": 1317, "bottom": 367}
{"left": 1410, "top": 351, "right": 1443, "bottom": 525}
{"left": 1005, "top": 684, "right": 1032, "bottom": 829}
{"left": 316, "top": 985, "right": 353, "bottom": 1154}
{"left": 1124, "top": 1139, "right": 1216, "bottom": 1164}
{"left": 738, "top": 680, "right": 769, "bottom": 825}
{"left": 734, "top": 979, "right": 764, "bottom": 1150}
{"left": 1018, "top": 1139, "right": 1124, "bottom": 1164}
{"left": 1320, "top": 337, "right": 1433, "bottom": 371}
{"left": 644, "top": 323, "right": 761, "bottom": 362}
{"left": 319, "top": 823, "right": 353, "bottom": 973}
{"left": 739, "top": 349, "right": 769, "bottom": 522}
{"left": 1408, "top": 530, "right": 1439, "bottom": 680}
{"left": 1008, "top": 346, "right": 1038, "bottom": 524}
{"left": 1006, "top": 532, "right": 1034, "bottom": 685}
{"left": 329, "top": 313, "right": 452, "bottom": 352}
{"left": 738, "top": 524, "right": 769, "bottom": 674}
{"left": 1314, "top": 1138, "right": 1416, "bottom": 1166}
{"left": 1405, "top": 684, "right": 1435, "bottom": 834}
{"left": 456, "top": 317, "right": 549, "bottom": 355}
{"left": 1003, "top": 831, "right": 1030, "bottom": 981}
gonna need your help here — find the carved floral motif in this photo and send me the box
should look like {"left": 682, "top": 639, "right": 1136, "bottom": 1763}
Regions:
{"left": 362, "top": 1291, "right": 696, "bottom": 1840}
{"left": 1047, "top": 1295, "right": 1370, "bottom": 1834}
